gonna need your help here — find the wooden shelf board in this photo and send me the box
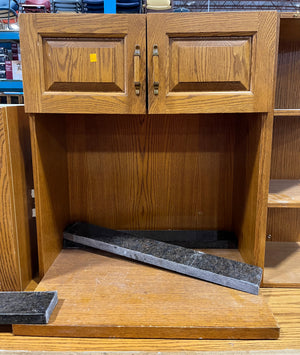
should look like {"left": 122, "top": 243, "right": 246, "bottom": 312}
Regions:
{"left": 263, "top": 242, "right": 300, "bottom": 287}
{"left": 274, "top": 109, "right": 300, "bottom": 116}
{"left": 268, "top": 180, "right": 300, "bottom": 208}
{"left": 13, "top": 248, "right": 279, "bottom": 340}
{"left": 280, "top": 13, "right": 300, "bottom": 18}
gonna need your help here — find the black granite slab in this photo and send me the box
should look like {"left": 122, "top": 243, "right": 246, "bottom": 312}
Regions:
{"left": 0, "top": 291, "right": 58, "bottom": 324}
{"left": 64, "top": 230, "right": 238, "bottom": 249}
{"left": 64, "top": 222, "right": 262, "bottom": 295}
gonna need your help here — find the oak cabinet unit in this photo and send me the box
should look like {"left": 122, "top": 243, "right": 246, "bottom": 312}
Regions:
{"left": 11, "top": 12, "right": 283, "bottom": 339}
{"left": 264, "top": 14, "right": 300, "bottom": 287}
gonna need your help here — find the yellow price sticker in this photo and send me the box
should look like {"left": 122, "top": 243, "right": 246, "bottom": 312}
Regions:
{"left": 90, "top": 53, "right": 97, "bottom": 63}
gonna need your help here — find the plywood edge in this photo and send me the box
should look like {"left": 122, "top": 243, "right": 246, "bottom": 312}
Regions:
{"left": 274, "top": 109, "right": 300, "bottom": 116}
{"left": 13, "top": 324, "right": 280, "bottom": 340}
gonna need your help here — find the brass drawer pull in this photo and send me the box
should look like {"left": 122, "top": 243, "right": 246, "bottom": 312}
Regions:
{"left": 153, "top": 44, "right": 159, "bottom": 95}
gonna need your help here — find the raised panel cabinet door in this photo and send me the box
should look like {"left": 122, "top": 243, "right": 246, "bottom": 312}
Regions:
{"left": 19, "top": 14, "right": 146, "bottom": 114}
{"left": 147, "top": 12, "right": 278, "bottom": 114}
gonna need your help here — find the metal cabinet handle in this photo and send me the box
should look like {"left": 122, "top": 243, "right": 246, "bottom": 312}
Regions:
{"left": 153, "top": 44, "right": 159, "bottom": 95}
{"left": 134, "top": 45, "right": 141, "bottom": 96}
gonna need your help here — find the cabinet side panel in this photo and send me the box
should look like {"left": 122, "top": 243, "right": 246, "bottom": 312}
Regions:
{"left": 233, "top": 113, "right": 273, "bottom": 268}
{"left": 3, "top": 106, "right": 37, "bottom": 289}
{"left": 30, "top": 115, "right": 70, "bottom": 276}
{"left": 0, "top": 108, "right": 21, "bottom": 290}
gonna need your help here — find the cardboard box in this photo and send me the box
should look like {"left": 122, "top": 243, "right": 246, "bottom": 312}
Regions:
{"left": 5, "top": 61, "right": 13, "bottom": 79}
{"left": 12, "top": 60, "right": 22, "bottom": 80}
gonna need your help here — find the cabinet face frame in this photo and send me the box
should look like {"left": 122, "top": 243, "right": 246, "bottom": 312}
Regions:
{"left": 147, "top": 12, "right": 278, "bottom": 114}
{"left": 19, "top": 14, "right": 147, "bottom": 114}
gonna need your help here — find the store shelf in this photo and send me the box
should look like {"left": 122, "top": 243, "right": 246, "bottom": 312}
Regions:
{"left": 0, "top": 80, "right": 23, "bottom": 92}
{"left": 268, "top": 179, "right": 300, "bottom": 208}
{"left": 264, "top": 241, "right": 300, "bottom": 287}
{"left": 274, "top": 109, "right": 300, "bottom": 116}
{"left": 0, "top": 31, "right": 19, "bottom": 40}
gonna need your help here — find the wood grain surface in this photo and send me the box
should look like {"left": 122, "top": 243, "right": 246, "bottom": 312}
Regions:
{"left": 233, "top": 113, "right": 273, "bottom": 268}
{"left": 264, "top": 242, "right": 300, "bottom": 287}
{"left": 267, "top": 209, "right": 300, "bottom": 242}
{"left": 147, "top": 12, "right": 278, "bottom": 114}
{"left": 268, "top": 180, "right": 300, "bottom": 208}
{"left": 67, "top": 114, "right": 235, "bottom": 231}
{"left": 19, "top": 14, "right": 146, "bottom": 114}
{"left": 270, "top": 116, "right": 300, "bottom": 180}
{"left": 43, "top": 38, "right": 124, "bottom": 92}
{"left": 30, "top": 114, "right": 70, "bottom": 277}
{"left": 274, "top": 109, "right": 300, "bottom": 116}
{"left": 0, "top": 108, "right": 21, "bottom": 290}
{"left": 275, "top": 18, "right": 300, "bottom": 109}
{"left": 13, "top": 248, "right": 279, "bottom": 339}
{"left": 169, "top": 37, "right": 251, "bottom": 92}
{"left": 0, "top": 106, "right": 36, "bottom": 290}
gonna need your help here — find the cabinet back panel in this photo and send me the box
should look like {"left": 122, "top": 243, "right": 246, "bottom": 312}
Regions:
{"left": 275, "top": 19, "right": 300, "bottom": 109}
{"left": 270, "top": 116, "right": 300, "bottom": 179}
{"left": 66, "top": 114, "right": 236, "bottom": 230}
{"left": 267, "top": 209, "right": 300, "bottom": 242}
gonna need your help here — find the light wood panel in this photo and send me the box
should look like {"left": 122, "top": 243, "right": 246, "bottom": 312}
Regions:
{"left": 13, "top": 248, "right": 279, "bottom": 339}
{"left": 275, "top": 18, "right": 300, "bottom": 109}
{"left": 147, "top": 12, "right": 278, "bottom": 114}
{"left": 233, "top": 113, "right": 274, "bottom": 268}
{"left": 19, "top": 14, "right": 146, "bottom": 114}
{"left": 30, "top": 114, "right": 70, "bottom": 277}
{"left": 264, "top": 242, "right": 300, "bottom": 287}
{"left": 268, "top": 180, "right": 300, "bottom": 208}
{"left": 267, "top": 209, "right": 300, "bottom": 242}
{"left": 270, "top": 116, "right": 300, "bottom": 179}
{"left": 67, "top": 114, "right": 235, "bottom": 230}
{"left": 0, "top": 106, "right": 36, "bottom": 291}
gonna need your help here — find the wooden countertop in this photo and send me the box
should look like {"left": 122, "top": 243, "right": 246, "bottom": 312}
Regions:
{"left": 0, "top": 287, "right": 299, "bottom": 351}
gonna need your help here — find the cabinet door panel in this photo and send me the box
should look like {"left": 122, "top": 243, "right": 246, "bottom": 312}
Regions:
{"left": 20, "top": 14, "right": 146, "bottom": 114}
{"left": 147, "top": 12, "right": 278, "bottom": 114}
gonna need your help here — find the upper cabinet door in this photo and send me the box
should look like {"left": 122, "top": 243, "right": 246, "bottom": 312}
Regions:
{"left": 19, "top": 14, "right": 146, "bottom": 114}
{"left": 147, "top": 12, "right": 278, "bottom": 114}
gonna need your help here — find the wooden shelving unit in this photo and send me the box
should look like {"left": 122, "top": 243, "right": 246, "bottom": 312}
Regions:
{"left": 264, "top": 14, "right": 300, "bottom": 287}
{"left": 14, "top": 12, "right": 279, "bottom": 339}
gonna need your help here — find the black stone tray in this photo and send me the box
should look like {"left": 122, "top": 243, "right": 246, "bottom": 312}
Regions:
{"left": 64, "top": 222, "right": 262, "bottom": 295}
{"left": 0, "top": 291, "right": 58, "bottom": 324}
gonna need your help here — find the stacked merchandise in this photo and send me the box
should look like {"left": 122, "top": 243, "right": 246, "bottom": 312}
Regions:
{"left": 0, "top": 41, "right": 22, "bottom": 80}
